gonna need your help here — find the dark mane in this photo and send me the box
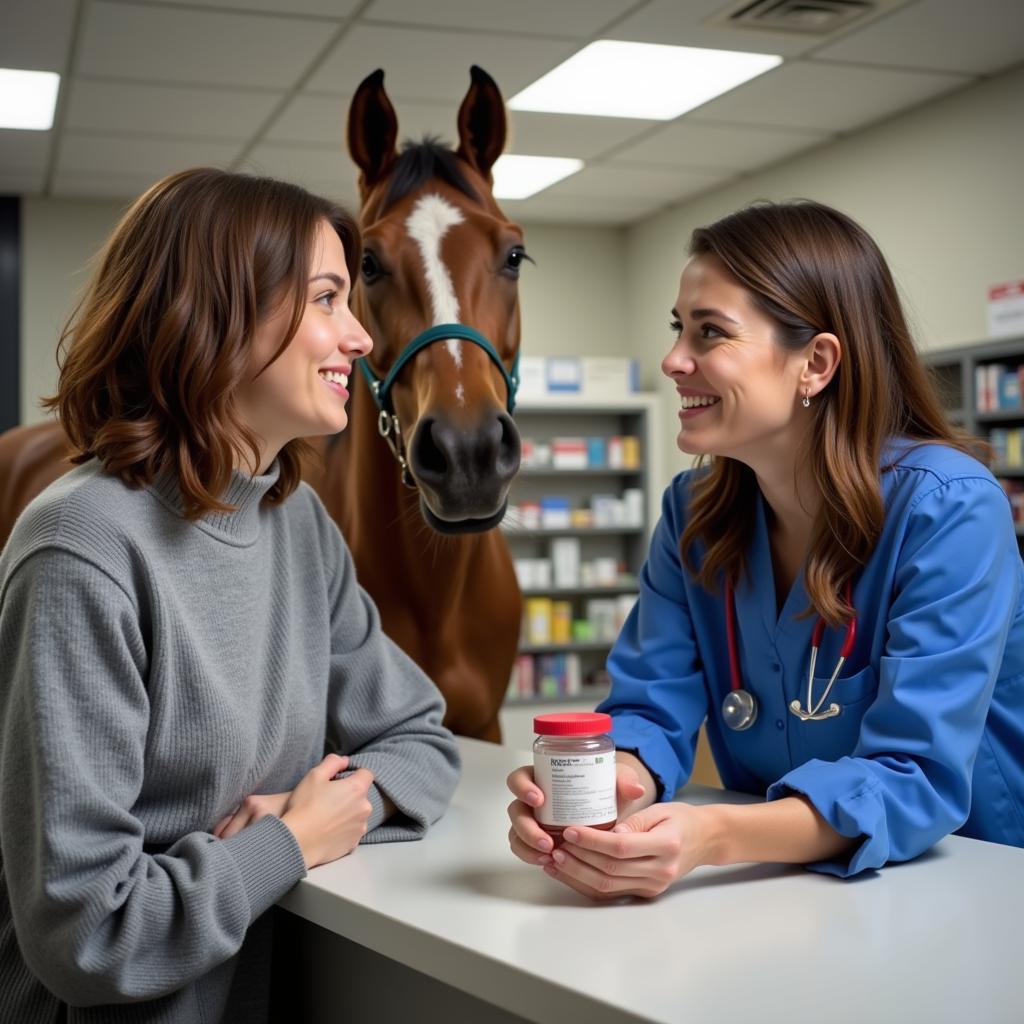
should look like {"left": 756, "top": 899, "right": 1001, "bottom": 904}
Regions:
{"left": 382, "top": 137, "right": 479, "bottom": 211}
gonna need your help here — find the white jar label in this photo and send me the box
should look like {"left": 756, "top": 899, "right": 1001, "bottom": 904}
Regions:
{"left": 533, "top": 752, "right": 617, "bottom": 827}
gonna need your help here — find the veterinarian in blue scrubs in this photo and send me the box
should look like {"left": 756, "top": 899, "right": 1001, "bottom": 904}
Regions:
{"left": 506, "top": 200, "right": 1024, "bottom": 897}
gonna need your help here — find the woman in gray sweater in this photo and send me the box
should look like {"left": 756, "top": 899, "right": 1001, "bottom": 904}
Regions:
{"left": 0, "top": 168, "right": 460, "bottom": 1022}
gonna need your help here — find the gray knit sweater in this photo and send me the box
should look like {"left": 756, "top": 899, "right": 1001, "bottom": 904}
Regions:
{"left": 0, "top": 459, "right": 460, "bottom": 1022}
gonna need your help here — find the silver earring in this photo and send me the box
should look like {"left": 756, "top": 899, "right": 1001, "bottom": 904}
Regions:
{"left": 802, "top": 390, "right": 811, "bottom": 408}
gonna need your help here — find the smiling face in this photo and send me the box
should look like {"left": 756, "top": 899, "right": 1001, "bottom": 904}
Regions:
{"left": 235, "top": 219, "right": 373, "bottom": 468}
{"left": 662, "top": 253, "right": 813, "bottom": 468}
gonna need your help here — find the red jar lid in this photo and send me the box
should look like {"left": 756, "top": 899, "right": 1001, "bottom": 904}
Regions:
{"left": 534, "top": 712, "right": 613, "bottom": 736}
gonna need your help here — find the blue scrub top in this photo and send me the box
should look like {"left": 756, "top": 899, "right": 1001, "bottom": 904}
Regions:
{"left": 598, "top": 440, "right": 1024, "bottom": 877}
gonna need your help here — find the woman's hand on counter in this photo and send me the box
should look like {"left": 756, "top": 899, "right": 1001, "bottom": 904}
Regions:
{"left": 281, "top": 753, "right": 376, "bottom": 870}
{"left": 212, "top": 754, "right": 358, "bottom": 841}
{"left": 505, "top": 759, "right": 650, "bottom": 866}
{"left": 543, "top": 802, "right": 714, "bottom": 900}
{"left": 214, "top": 789, "right": 296, "bottom": 840}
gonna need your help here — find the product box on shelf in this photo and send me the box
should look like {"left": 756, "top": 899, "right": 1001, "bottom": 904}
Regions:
{"left": 525, "top": 597, "right": 553, "bottom": 645}
{"left": 540, "top": 497, "right": 571, "bottom": 529}
{"left": 507, "top": 652, "right": 584, "bottom": 701}
{"left": 513, "top": 356, "right": 640, "bottom": 399}
{"left": 976, "top": 363, "right": 1024, "bottom": 413}
{"left": 582, "top": 357, "right": 640, "bottom": 397}
{"left": 551, "top": 437, "right": 588, "bottom": 469}
{"left": 550, "top": 537, "right": 581, "bottom": 588}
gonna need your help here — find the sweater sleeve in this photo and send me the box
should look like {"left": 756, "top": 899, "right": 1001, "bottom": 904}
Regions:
{"left": 767, "top": 477, "right": 1020, "bottom": 877}
{"left": 320, "top": 526, "right": 460, "bottom": 843}
{"left": 0, "top": 548, "right": 306, "bottom": 1007}
{"left": 597, "top": 479, "right": 710, "bottom": 798}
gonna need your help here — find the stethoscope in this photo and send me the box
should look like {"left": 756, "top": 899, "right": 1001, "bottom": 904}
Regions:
{"left": 721, "top": 580, "right": 857, "bottom": 731}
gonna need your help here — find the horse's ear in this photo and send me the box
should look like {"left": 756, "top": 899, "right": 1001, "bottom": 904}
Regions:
{"left": 456, "top": 65, "right": 506, "bottom": 181}
{"left": 347, "top": 68, "right": 398, "bottom": 194}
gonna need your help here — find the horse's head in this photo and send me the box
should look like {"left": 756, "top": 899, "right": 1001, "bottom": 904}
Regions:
{"left": 347, "top": 66, "right": 523, "bottom": 535}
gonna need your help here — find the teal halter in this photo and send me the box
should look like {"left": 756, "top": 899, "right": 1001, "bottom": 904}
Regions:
{"left": 356, "top": 323, "right": 520, "bottom": 487}
{"left": 357, "top": 323, "right": 520, "bottom": 415}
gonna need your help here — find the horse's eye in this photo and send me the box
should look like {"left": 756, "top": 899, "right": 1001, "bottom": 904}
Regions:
{"left": 503, "top": 247, "right": 529, "bottom": 277}
{"left": 361, "top": 250, "right": 382, "bottom": 282}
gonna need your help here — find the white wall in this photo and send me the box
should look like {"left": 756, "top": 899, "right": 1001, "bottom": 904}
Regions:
{"left": 516, "top": 221, "right": 628, "bottom": 363}
{"left": 17, "top": 203, "right": 627, "bottom": 425}
{"left": 625, "top": 64, "right": 1024, "bottom": 493}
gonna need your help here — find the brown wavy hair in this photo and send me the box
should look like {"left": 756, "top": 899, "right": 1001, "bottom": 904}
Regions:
{"left": 43, "top": 167, "right": 361, "bottom": 518}
{"left": 679, "top": 200, "right": 978, "bottom": 626}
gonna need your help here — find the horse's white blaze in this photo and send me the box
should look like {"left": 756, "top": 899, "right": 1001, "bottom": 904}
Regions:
{"left": 406, "top": 194, "right": 464, "bottom": 375}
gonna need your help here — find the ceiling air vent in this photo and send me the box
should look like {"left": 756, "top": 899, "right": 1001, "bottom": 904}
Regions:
{"left": 719, "top": 0, "right": 877, "bottom": 35}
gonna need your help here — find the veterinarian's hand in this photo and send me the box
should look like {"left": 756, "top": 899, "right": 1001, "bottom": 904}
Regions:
{"left": 281, "top": 754, "right": 375, "bottom": 869}
{"left": 540, "top": 802, "right": 711, "bottom": 900}
{"left": 506, "top": 755, "right": 651, "bottom": 865}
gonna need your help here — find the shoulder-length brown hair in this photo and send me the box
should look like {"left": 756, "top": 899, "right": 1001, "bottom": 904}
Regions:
{"left": 680, "top": 199, "right": 977, "bottom": 626}
{"left": 44, "top": 167, "right": 361, "bottom": 518}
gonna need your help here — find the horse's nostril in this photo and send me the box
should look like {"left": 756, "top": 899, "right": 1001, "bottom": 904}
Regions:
{"left": 412, "top": 417, "right": 448, "bottom": 481}
{"left": 496, "top": 413, "right": 521, "bottom": 480}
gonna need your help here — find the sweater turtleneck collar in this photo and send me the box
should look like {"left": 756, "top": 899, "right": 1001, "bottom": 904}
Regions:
{"left": 148, "top": 461, "right": 282, "bottom": 546}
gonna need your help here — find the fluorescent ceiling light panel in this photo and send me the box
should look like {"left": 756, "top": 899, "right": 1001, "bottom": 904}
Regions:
{"left": 509, "top": 40, "right": 782, "bottom": 120}
{"left": 492, "top": 154, "right": 583, "bottom": 200}
{"left": 0, "top": 69, "right": 60, "bottom": 130}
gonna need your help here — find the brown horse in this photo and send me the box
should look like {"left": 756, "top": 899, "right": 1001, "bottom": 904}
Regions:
{"left": 0, "top": 67, "right": 524, "bottom": 742}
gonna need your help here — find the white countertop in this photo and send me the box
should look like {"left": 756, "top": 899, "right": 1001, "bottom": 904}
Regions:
{"left": 279, "top": 738, "right": 1023, "bottom": 1024}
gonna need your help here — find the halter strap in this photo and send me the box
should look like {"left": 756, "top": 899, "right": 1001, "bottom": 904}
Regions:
{"left": 357, "top": 322, "right": 520, "bottom": 415}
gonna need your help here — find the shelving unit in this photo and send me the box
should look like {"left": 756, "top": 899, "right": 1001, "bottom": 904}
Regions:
{"left": 498, "top": 393, "right": 661, "bottom": 744}
{"left": 923, "top": 334, "right": 1024, "bottom": 548}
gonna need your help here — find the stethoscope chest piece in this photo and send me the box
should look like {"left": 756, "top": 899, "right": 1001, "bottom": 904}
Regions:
{"left": 722, "top": 688, "right": 758, "bottom": 731}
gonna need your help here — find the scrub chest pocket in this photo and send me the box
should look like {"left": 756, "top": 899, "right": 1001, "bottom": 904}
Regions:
{"left": 791, "top": 666, "right": 878, "bottom": 764}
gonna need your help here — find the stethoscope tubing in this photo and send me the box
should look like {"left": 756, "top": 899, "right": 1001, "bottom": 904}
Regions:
{"left": 723, "top": 579, "right": 856, "bottom": 725}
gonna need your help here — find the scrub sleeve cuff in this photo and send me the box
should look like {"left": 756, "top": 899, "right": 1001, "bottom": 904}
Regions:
{"left": 768, "top": 758, "right": 887, "bottom": 878}
{"left": 609, "top": 715, "right": 684, "bottom": 801}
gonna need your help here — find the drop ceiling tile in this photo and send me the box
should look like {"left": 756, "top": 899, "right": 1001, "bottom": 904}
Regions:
{"left": 265, "top": 95, "right": 645, "bottom": 165}
{"left": 266, "top": 94, "right": 459, "bottom": 149}
{"left": 0, "top": 0, "right": 76, "bottom": 72}
{"left": 58, "top": 132, "right": 242, "bottom": 178}
{"left": 542, "top": 164, "right": 731, "bottom": 204}
{"left": 140, "top": 0, "right": 360, "bottom": 16}
{"left": 305, "top": 24, "right": 574, "bottom": 103}
{"left": 611, "top": 118, "right": 830, "bottom": 171}
{"left": 0, "top": 129, "right": 52, "bottom": 171}
{"left": 366, "top": 0, "right": 638, "bottom": 38}
{"left": 293, "top": 179, "right": 362, "bottom": 207}
{"left": 266, "top": 93, "right": 359, "bottom": 145}
{"left": 507, "top": 111, "right": 655, "bottom": 160}
{"left": 611, "top": 0, "right": 823, "bottom": 58}
{"left": 387, "top": 102, "right": 463, "bottom": 148}
{"left": 815, "top": 0, "right": 1024, "bottom": 76}
{"left": 241, "top": 143, "right": 357, "bottom": 202}
{"left": 690, "top": 60, "right": 970, "bottom": 133}
{"left": 77, "top": 1, "right": 338, "bottom": 89}
{"left": 51, "top": 169, "right": 158, "bottom": 199}
{"left": 65, "top": 79, "right": 283, "bottom": 140}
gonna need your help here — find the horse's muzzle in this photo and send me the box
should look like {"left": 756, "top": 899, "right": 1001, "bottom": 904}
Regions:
{"left": 409, "top": 411, "right": 521, "bottom": 530}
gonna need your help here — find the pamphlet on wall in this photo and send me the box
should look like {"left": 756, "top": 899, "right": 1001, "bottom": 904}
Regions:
{"left": 987, "top": 279, "right": 1024, "bottom": 339}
